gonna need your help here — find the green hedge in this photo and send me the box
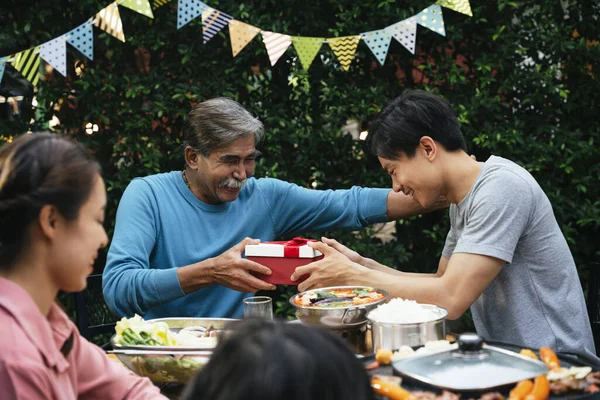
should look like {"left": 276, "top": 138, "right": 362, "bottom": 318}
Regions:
{"left": 1, "top": 0, "right": 599, "bottom": 330}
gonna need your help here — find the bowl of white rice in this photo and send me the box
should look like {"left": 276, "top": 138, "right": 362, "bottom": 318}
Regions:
{"left": 367, "top": 298, "right": 448, "bottom": 352}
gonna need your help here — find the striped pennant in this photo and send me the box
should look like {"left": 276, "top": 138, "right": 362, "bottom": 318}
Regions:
{"left": 436, "top": 0, "right": 473, "bottom": 16}
{"left": 292, "top": 37, "right": 324, "bottom": 70}
{"left": 202, "top": 7, "right": 232, "bottom": 44}
{"left": 152, "top": 0, "right": 171, "bottom": 9}
{"left": 228, "top": 20, "right": 261, "bottom": 57}
{"left": 0, "top": 57, "right": 7, "bottom": 85}
{"left": 40, "top": 35, "right": 68, "bottom": 77}
{"left": 387, "top": 16, "right": 418, "bottom": 54}
{"left": 95, "top": 2, "right": 126, "bottom": 42}
{"left": 328, "top": 36, "right": 360, "bottom": 71}
{"left": 177, "top": 0, "right": 209, "bottom": 29}
{"left": 12, "top": 47, "right": 41, "bottom": 86}
{"left": 361, "top": 28, "right": 392, "bottom": 66}
{"left": 67, "top": 21, "right": 94, "bottom": 60}
{"left": 416, "top": 5, "right": 446, "bottom": 36}
{"left": 120, "top": 0, "right": 154, "bottom": 18}
{"left": 261, "top": 31, "right": 292, "bottom": 66}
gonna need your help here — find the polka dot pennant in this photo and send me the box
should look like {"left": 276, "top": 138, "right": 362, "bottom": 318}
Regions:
{"left": 416, "top": 5, "right": 446, "bottom": 36}
{"left": 360, "top": 28, "right": 392, "bottom": 66}
{"left": 292, "top": 37, "right": 324, "bottom": 70}
{"left": 387, "top": 16, "right": 418, "bottom": 54}
{"left": 67, "top": 21, "right": 94, "bottom": 60}
{"left": 177, "top": 0, "right": 209, "bottom": 30}
{"left": 120, "top": 0, "right": 154, "bottom": 19}
{"left": 0, "top": 58, "right": 7, "bottom": 85}
{"left": 437, "top": 0, "right": 473, "bottom": 16}
{"left": 228, "top": 20, "right": 261, "bottom": 57}
{"left": 40, "top": 35, "right": 68, "bottom": 77}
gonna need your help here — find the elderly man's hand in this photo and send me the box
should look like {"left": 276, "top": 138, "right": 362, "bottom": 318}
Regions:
{"left": 291, "top": 241, "right": 370, "bottom": 292}
{"left": 211, "top": 237, "right": 276, "bottom": 292}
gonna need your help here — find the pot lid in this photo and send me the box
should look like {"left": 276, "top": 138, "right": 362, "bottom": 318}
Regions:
{"left": 392, "top": 333, "right": 548, "bottom": 392}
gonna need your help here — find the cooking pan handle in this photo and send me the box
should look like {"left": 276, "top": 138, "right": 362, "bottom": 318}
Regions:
{"left": 342, "top": 306, "right": 367, "bottom": 324}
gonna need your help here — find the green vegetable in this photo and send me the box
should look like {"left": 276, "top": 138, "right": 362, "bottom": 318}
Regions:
{"left": 315, "top": 290, "right": 337, "bottom": 299}
{"left": 352, "top": 288, "right": 370, "bottom": 297}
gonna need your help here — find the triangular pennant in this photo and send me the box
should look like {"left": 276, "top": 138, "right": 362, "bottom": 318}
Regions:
{"left": 120, "top": 0, "right": 154, "bottom": 18}
{"left": 261, "top": 31, "right": 292, "bottom": 66}
{"left": 292, "top": 37, "right": 324, "bottom": 70}
{"left": 152, "top": 0, "right": 171, "bottom": 9}
{"left": 202, "top": 7, "right": 233, "bottom": 44}
{"left": 67, "top": 21, "right": 94, "bottom": 60}
{"left": 328, "top": 36, "right": 360, "bottom": 71}
{"left": 177, "top": 0, "right": 209, "bottom": 29}
{"left": 436, "top": 0, "right": 473, "bottom": 17}
{"left": 387, "top": 17, "right": 418, "bottom": 54}
{"left": 228, "top": 20, "right": 261, "bottom": 57}
{"left": 416, "top": 5, "right": 446, "bottom": 36}
{"left": 12, "top": 47, "right": 41, "bottom": 86}
{"left": 0, "top": 57, "right": 7, "bottom": 85}
{"left": 40, "top": 36, "right": 68, "bottom": 77}
{"left": 94, "top": 3, "right": 126, "bottom": 42}
{"left": 360, "top": 29, "right": 392, "bottom": 66}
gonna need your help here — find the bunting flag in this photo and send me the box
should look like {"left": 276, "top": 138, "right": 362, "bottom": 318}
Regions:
{"left": 328, "top": 36, "right": 360, "bottom": 71}
{"left": 177, "top": 0, "right": 209, "bottom": 29}
{"left": 12, "top": 47, "right": 41, "bottom": 86}
{"left": 95, "top": 3, "right": 126, "bottom": 42}
{"left": 437, "top": 0, "right": 473, "bottom": 17}
{"left": 416, "top": 5, "right": 446, "bottom": 36}
{"left": 292, "top": 37, "right": 324, "bottom": 70}
{"left": 0, "top": 57, "right": 7, "bottom": 85}
{"left": 361, "top": 28, "right": 392, "bottom": 66}
{"left": 66, "top": 21, "right": 94, "bottom": 60}
{"left": 120, "top": 0, "right": 154, "bottom": 18}
{"left": 261, "top": 31, "right": 292, "bottom": 66}
{"left": 202, "top": 7, "right": 232, "bottom": 44}
{"left": 39, "top": 36, "right": 68, "bottom": 77}
{"left": 228, "top": 20, "right": 261, "bottom": 57}
{"left": 152, "top": 0, "right": 171, "bottom": 9}
{"left": 388, "top": 16, "right": 418, "bottom": 54}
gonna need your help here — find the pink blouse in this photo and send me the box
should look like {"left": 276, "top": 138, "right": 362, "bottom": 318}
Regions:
{"left": 0, "top": 278, "right": 167, "bottom": 399}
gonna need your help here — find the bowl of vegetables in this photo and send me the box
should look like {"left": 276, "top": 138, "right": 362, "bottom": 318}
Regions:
{"left": 109, "top": 315, "right": 238, "bottom": 384}
{"left": 289, "top": 286, "right": 388, "bottom": 329}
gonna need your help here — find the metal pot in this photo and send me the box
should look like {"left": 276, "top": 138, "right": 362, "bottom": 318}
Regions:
{"left": 368, "top": 304, "right": 447, "bottom": 352}
{"left": 289, "top": 286, "right": 389, "bottom": 330}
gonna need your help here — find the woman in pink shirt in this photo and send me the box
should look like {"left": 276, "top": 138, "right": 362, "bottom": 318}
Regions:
{"left": 0, "top": 133, "right": 166, "bottom": 399}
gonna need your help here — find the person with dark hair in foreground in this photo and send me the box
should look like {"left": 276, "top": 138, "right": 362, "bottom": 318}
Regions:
{"left": 292, "top": 90, "right": 597, "bottom": 360}
{"left": 0, "top": 133, "right": 165, "bottom": 399}
{"left": 183, "top": 319, "right": 376, "bottom": 400}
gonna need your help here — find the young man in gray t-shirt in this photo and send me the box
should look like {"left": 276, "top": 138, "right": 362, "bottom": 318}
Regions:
{"left": 292, "top": 90, "right": 597, "bottom": 359}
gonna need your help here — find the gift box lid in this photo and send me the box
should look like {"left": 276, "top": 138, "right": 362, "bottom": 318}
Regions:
{"left": 245, "top": 237, "right": 322, "bottom": 258}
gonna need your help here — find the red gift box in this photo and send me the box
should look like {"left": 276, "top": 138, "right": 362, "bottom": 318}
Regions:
{"left": 245, "top": 237, "right": 324, "bottom": 285}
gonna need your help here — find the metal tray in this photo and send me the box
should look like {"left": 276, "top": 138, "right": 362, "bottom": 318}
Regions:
{"left": 363, "top": 340, "right": 599, "bottom": 400}
{"left": 111, "top": 317, "right": 239, "bottom": 351}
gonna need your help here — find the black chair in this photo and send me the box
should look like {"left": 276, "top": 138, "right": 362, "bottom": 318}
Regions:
{"left": 585, "top": 262, "right": 600, "bottom": 356}
{"left": 74, "top": 273, "right": 119, "bottom": 345}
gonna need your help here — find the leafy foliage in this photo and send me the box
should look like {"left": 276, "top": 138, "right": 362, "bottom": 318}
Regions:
{"left": 1, "top": 0, "right": 599, "bottom": 332}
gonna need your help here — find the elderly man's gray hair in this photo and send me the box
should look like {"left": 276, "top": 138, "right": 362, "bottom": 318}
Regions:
{"left": 183, "top": 97, "right": 264, "bottom": 156}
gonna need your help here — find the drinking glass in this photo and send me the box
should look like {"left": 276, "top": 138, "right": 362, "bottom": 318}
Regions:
{"left": 243, "top": 296, "right": 273, "bottom": 320}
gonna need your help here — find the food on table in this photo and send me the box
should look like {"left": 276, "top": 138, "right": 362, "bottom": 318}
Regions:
{"left": 524, "top": 375, "right": 550, "bottom": 400}
{"left": 376, "top": 348, "right": 394, "bottom": 365}
{"left": 508, "top": 379, "right": 534, "bottom": 400}
{"left": 371, "top": 376, "right": 416, "bottom": 400}
{"left": 113, "top": 314, "right": 218, "bottom": 348}
{"left": 519, "top": 349, "right": 539, "bottom": 360}
{"left": 539, "top": 347, "right": 560, "bottom": 370}
{"left": 293, "top": 287, "right": 385, "bottom": 308}
{"left": 388, "top": 340, "right": 456, "bottom": 362}
{"left": 368, "top": 298, "right": 443, "bottom": 324}
{"left": 131, "top": 355, "right": 209, "bottom": 384}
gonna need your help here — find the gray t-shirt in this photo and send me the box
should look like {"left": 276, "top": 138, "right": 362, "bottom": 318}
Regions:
{"left": 442, "top": 156, "right": 596, "bottom": 359}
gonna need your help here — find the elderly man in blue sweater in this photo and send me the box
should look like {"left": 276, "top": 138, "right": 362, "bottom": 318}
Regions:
{"left": 103, "top": 97, "right": 430, "bottom": 319}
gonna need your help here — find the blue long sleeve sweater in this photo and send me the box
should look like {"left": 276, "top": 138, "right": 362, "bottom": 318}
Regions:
{"left": 103, "top": 171, "right": 389, "bottom": 319}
